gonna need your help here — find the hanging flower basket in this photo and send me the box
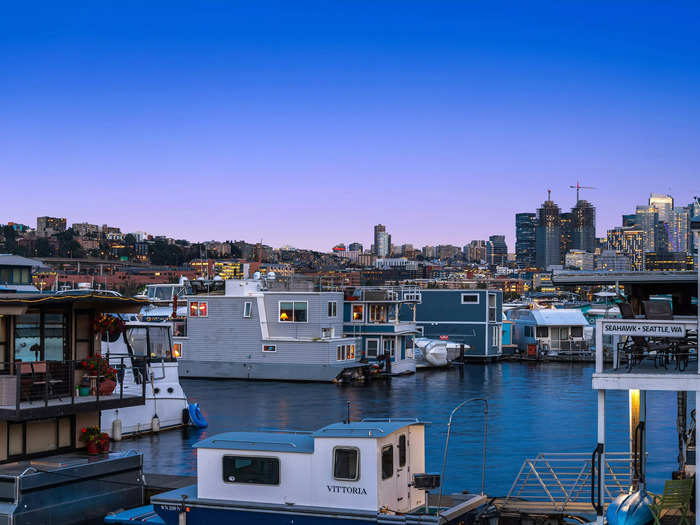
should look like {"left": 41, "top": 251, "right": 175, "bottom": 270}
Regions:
{"left": 92, "top": 314, "right": 125, "bottom": 337}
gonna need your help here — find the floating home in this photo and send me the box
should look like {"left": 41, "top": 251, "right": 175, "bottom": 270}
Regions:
{"left": 507, "top": 308, "right": 590, "bottom": 356}
{"left": 115, "top": 418, "right": 486, "bottom": 525}
{"left": 401, "top": 289, "right": 503, "bottom": 361}
{"left": 343, "top": 287, "right": 420, "bottom": 375}
{"left": 178, "top": 278, "right": 364, "bottom": 382}
{"left": 0, "top": 290, "right": 147, "bottom": 524}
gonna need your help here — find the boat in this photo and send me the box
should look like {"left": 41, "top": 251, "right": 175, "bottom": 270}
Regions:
{"left": 100, "top": 321, "right": 195, "bottom": 437}
{"left": 106, "top": 418, "right": 488, "bottom": 525}
{"left": 414, "top": 337, "right": 450, "bottom": 368}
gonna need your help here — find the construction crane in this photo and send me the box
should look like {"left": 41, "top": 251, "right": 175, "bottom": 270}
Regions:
{"left": 569, "top": 181, "right": 596, "bottom": 203}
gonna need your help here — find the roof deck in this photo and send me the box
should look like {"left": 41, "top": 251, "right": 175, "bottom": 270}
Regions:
{"left": 593, "top": 317, "right": 699, "bottom": 391}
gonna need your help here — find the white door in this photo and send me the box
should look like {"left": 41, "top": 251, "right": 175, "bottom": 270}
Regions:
{"left": 395, "top": 433, "right": 410, "bottom": 512}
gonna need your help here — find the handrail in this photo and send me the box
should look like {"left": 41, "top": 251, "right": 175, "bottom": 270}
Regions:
{"left": 591, "top": 444, "right": 604, "bottom": 515}
{"left": 438, "top": 398, "right": 488, "bottom": 513}
{"left": 633, "top": 422, "right": 645, "bottom": 485}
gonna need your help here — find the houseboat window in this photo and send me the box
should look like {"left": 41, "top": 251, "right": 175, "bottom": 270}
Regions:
{"left": 349, "top": 344, "right": 355, "bottom": 359}
{"left": 173, "top": 320, "right": 187, "bottom": 337}
{"left": 279, "top": 301, "right": 308, "bottom": 322}
{"left": 571, "top": 326, "right": 583, "bottom": 338}
{"left": 366, "top": 339, "right": 378, "bottom": 358}
{"left": 189, "top": 301, "right": 208, "bottom": 317}
{"left": 488, "top": 294, "right": 497, "bottom": 322}
{"left": 381, "top": 445, "right": 394, "bottom": 479}
{"left": 44, "top": 313, "right": 65, "bottom": 361}
{"left": 14, "top": 313, "right": 41, "bottom": 362}
{"left": 327, "top": 301, "right": 337, "bottom": 317}
{"left": 398, "top": 435, "right": 407, "bottom": 467}
{"left": 263, "top": 344, "right": 277, "bottom": 353}
{"left": 491, "top": 325, "right": 499, "bottom": 344}
{"left": 461, "top": 293, "right": 479, "bottom": 304}
{"left": 243, "top": 302, "right": 253, "bottom": 318}
{"left": 536, "top": 327, "right": 549, "bottom": 338}
{"left": 333, "top": 447, "right": 360, "bottom": 481}
{"left": 524, "top": 326, "right": 533, "bottom": 337}
{"left": 351, "top": 304, "right": 364, "bottom": 322}
{"left": 369, "top": 305, "right": 387, "bottom": 323}
{"left": 0, "top": 317, "right": 8, "bottom": 370}
{"left": 222, "top": 456, "right": 280, "bottom": 485}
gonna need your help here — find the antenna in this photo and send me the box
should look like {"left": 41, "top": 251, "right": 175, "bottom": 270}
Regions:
{"left": 569, "top": 181, "right": 597, "bottom": 203}
{"left": 547, "top": 189, "right": 551, "bottom": 201}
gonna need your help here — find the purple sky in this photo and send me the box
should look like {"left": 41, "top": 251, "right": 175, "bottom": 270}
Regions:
{"left": 2, "top": 2, "right": 699, "bottom": 251}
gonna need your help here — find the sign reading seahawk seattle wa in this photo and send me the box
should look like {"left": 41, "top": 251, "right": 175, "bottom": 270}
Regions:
{"left": 601, "top": 321, "right": 686, "bottom": 338}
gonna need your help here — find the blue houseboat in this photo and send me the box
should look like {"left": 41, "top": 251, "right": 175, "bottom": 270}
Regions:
{"left": 507, "top": 308, "right": 590, "bottom": 357}
{"left": 401, "top": 290, "right": 503, "bottom": 362}
{"left": 343, "top": 287, "right": 420, "bottom": 375}
{"left": 108, "top": 418, "right": 487, "bottom": 525}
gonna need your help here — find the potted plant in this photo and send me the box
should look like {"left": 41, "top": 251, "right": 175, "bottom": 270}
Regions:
{"left": 79, "top": 354, "right": 118, "bottom": 395}
{"left": 97, "top": 432, "right": 110, "bottom": 453}
{"left": 79, "top": 426, "right": 103, "bottom": 454}
{"left": 78, "top": 377, "right": 90, "bottom": 396}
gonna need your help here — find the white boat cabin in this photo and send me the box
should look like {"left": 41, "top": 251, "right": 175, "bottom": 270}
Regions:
{"left": 194, "top": 418, "right": 427, "bottom": 513}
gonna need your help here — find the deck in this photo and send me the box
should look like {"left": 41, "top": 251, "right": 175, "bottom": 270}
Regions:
{"left": 0, "top": 391, "right": 145, "bottom": 420}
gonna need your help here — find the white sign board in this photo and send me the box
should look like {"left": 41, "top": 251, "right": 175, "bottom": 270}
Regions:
{"left": 601, "top": 321, "right": 686, "bottom": 338}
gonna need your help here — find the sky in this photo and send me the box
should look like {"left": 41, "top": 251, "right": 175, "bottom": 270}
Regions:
{"left": 2, "top": 2, "right": 699, "bottom": 251}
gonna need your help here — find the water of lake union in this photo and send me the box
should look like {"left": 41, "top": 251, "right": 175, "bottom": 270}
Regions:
{"left": 114, "top": 362, "right": 685, "bottom": 497}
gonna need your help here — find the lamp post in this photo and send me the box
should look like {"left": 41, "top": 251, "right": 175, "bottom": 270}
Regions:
{"left": 437, "top": 397, "right": 488, "bottom": 512}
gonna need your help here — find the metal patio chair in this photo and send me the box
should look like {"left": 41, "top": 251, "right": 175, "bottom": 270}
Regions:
{"left": 650, "top": 479, "right": 694, "bottom": 525}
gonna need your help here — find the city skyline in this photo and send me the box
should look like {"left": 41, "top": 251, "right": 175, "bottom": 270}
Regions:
{"left": 3, "top": 3, "right": 699, "bottom": 250}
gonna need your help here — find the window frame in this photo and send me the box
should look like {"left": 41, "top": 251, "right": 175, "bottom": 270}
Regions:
{"left": 327, "top": 301, "right": 337, "bottom": 318}
{"left": 222, "top": 455, "right": 281, "bottom": 486}
{"left": 524, "top": 326, "right": 534, "bottom": 338}
{"left": 381, "top": 444, "right": 394, "bottom": 480}
{"left": 262, "top": 344, "right": 277, "bottom": 353}
{"left": 278, "top": 301, "right": 308, "bottom": 323}
{"left": 243, "top": 301, "right": 253, "bottom": 319}
{"left": 461, "top": 293, "right": 480, "bottom": 304}
{"left": 398, "top": 434, "right": 407, "bottom": 467}
{"left": 488, "top": 293, "right": 497, "bottom": 322}
{"left": 536, "top": 326, "right": 549, "bottom": 338}
{"left": 332, "top": 446, "right": 360, "bottom": 481}
{"left": 189, "top": 301, "right": 208, "bottom": 318}
{"left": 571, "top": 326, "right": 584, "bottom": 338}
{"left": 365, "top": 338, "right": 379, "bottom": 358}
{"left": 351, "top": 304, "right": 364, "bottom": 322}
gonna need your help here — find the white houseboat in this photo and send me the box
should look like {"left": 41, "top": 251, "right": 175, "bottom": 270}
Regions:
{"left": 178, "top": 278, "right": 365, "bottom": 382}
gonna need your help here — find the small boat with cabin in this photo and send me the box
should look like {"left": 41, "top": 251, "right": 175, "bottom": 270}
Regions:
{"left": 106, "top": 418, "right": 487, "bottom": 525}
{"left": 100, "top": 320, "right": 199, "bottom": 437}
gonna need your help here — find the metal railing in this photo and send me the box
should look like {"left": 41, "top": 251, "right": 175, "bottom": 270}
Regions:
{"left": 7, "top": 357, "right": 146, "bottom": 415}
{"left": 503, "top": 452, "right": 634, "bottom": 514}
{"left": 542, "top": 340, "right": 592, "bottom": 355}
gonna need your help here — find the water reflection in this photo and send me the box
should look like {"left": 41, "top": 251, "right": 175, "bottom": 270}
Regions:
{"left": 113, "top": 362, "right": 685, "bottom": 497}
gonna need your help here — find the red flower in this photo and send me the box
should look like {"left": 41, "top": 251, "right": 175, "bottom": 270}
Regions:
{"left": 81, "top": 427, "right": 86, "bottom": 433}
{"left": 81, "top": 361, "right": 87, "bottom": 367}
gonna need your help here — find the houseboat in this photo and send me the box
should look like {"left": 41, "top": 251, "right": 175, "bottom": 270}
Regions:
{"left": 108, "top": 418, "right": 487, "bottom": 525}
{"left": 0, "top": 290, "right": 148, "bottom": 524}
{"left": 343, "top": 287, "right": 419, "bottom": 375}
{"left": 508, "top": 308, "right": 590, "bottom": 357}
{"left": 100, "top": 320, "right": 191, "bottom": 437}
{"left": 401, "top": 289, "right": 503, "bottom": 362}
{"left": 178, "top": 277, "right": 365, "bottom": 382}
{"left": 0, "top": 254, "right": 43, "bottom": 293}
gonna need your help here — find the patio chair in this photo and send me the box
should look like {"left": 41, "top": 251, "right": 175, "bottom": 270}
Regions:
{"left": 650, "top": 479, "right": 693, "bottom": 525}
{"left": 643, "top": 300, "right": 697, "bottom": 372}
{"left": 30, "top": 362, "right": 64, "bottom": 401}
{"left": 617, "top": 303, "right": 672, "bottom": 371}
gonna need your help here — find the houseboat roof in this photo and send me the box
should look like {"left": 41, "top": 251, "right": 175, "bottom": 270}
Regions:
{"left": 194, "top": 431, "right": 315, "bottom": 453}
{"left": 531, "top": 309, "right": 588, "bottom": 326}
{"left": 0, "top": 292, "right": 148, "bottom": 313}
{"left": 312, "top": 418, "right": 423, "bottom": 438}
{"left": 0, "top": 254, "right": 46, "bottom": 268}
